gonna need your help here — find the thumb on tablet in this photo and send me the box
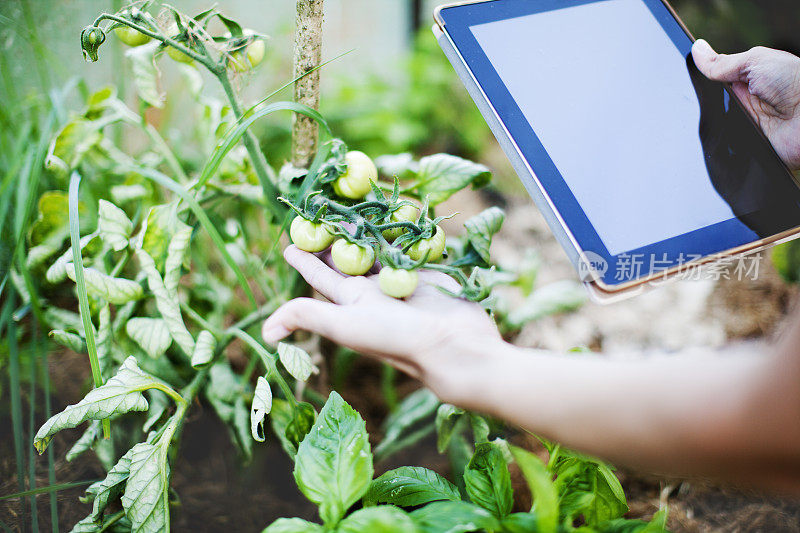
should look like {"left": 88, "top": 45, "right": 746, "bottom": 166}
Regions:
{"left": 691, "top": 39, "right": 750, "bottom": 83}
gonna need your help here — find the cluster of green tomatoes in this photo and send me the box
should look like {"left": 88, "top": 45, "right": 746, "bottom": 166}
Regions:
{"left": 288, "top": 151, "right": 447, "bottom": 300}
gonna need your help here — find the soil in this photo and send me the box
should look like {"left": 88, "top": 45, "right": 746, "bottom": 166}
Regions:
{"left": 3, "top": 184, "right": 800, "bottom": 532}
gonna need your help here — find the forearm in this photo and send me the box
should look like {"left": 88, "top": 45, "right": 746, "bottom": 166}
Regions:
{"left": 427, "top": 334, "right": 800, "bottom": 491}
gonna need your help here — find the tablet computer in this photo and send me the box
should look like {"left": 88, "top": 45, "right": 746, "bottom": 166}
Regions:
{"left": 433, "top": 0, "right": 800, "bottom": 301}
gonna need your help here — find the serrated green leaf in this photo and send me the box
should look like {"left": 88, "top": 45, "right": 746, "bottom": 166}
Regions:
{"left": 507, "top": 280, "right": 587, "bottom": 329}
{"left": 66, "top": 420, "right": 101, "bottom": 462}
{"left": 65, "top": 264, "right": 143, "bottom": 305}
{"left": 84, "top": 447, "right": 135, "bottom": 524}
{"left": 49, "top": 329, "right": 86, "bottom": 353}
{"left": 190, "top": 330, "right": 216, "bottom": 368}
{"left": 415, "top": 154, "right": 491, "bottom": 205}
{"left": 510, "top": 446, "right": 559, "bottom": 533}
{"left": 126, "top": 43, "right": 164, "bottom": 108}
{"left": 34, "top": 357, "right": 157, "bottom": 453}
{"left": 293, "top": 391, "right": 373, "bottom": 526}
{"left": 337, "top": 506, "right": 417, "bottom": 533}
{"left": 126, "top": 318, "right": 172, "bottom": 359}
{"left": 464, "top": 442, "right": 513, "bottom": 518}
{"left": 364, "top": 466, "right": 460, "bottom": 507}
{"left": 251, "top": 376, "right": 272, "bottom": 443}
{"left": 136, "top": 249, "right": 195, "bottom": 357}
{"left": 261, "top": 518, "right": 325, "bottom": 533}
{"left": 277, "top": 342, "right": 316, "bottom": 382}
{"left": 436, "top": 404, "right": 465, "bottom": 454}
{"left": 463, "top": 207, "right": 505, "bottom": 266}
{"left": 121, "top": 441, "right": 170, "bottom": 532}
{"left": 410, "top": 501, "right": 500, "bottom": 533}
{"left": 98, "top": 199, "right": 132, "bottom": 252}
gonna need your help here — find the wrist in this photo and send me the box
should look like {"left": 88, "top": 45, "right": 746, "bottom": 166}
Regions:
{"left": 421, "top": 331, "right": 511, "bottom": 409}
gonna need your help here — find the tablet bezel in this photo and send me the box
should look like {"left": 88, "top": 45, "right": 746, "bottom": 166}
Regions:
{"left": 434, "top": 0, "right": 800, "bottom": 291}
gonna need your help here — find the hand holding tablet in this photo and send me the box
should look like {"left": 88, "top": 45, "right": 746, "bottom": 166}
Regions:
{"left": 434, "top": 0, "right": 800, "bottom": 300}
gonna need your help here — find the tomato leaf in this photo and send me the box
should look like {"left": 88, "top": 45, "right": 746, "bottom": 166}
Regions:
{"left": 83, "top": 446, "right": 135, "bottom": 524}
{"left": 414, "top": 154, "right": 491, "bottom": 205}
{"left": 337, "top": 506, "right": 416, "bottom": 533}
{"left": 65, "top": 264, "right": 143, "bottom": 305}
{"left": 49, "top": 329, "right": 86, "bottom": 353}
{"left": 190, "top": 330, "right": 216, "bottom": 368}
{"left": 46, "top": 231, "right": 99, "bottom": 284}
{"left": 277, "top": 342, "right": 316, "bottom": 382}
{"left": 126, "top": 43, "right": 164, "bottom": 108}
{"left": 136, "top": 249, "right": 196, "bottom": 357}
{"left": 410, "top": 501, "right": 500, "bottom": 533}
{"left": 375, "top": 153, "right": 419, "bottom": 181}
{"left": 34, "top": 357, "right": 157, "bottom": 453}
{"left": 506, "top": 280, "right": 587, "bottom": 329}
{"left": 98, "top": 199, "right": 133, "bottom": 252}
{"left": 126, "top": 318, "right": 172, "bottom": 359}
{"left": 510, "top": 446, "right": 559, "bottom": 533}
{"left": 464, "top": 442, "right": 513, "bottom": 519}
{"left": 164, "top": 221, "right": 192, "bottom": 298}
{"left": 121, "top": 441, "right": 170, "bottom": 532}
{"left": 293, "top": 391, "right": 373, "bottom": 526}
{"left": 250, "top": 376, "right": 272, "bottom": 443}
{"left": 363, "top": 466, "right": 461, "bottom": 507}
{"left": 66, "top": 420, "right": 101, "bottom": 463}
{"left": 463, "top": 207, "right": 505, "bottom": 266}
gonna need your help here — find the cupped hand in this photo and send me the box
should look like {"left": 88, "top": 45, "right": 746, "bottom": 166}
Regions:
{"left": 692, "top": 40, "right": 800, "bottom": 170}
{"left": 262, "top": 245, "right": 500, "bottom": 384}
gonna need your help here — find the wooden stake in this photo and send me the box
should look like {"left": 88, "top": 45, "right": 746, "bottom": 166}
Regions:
{"left": 292, "top": 0, "right": 324, "bottom": 168}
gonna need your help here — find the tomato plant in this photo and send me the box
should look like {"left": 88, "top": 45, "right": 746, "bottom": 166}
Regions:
{"left": 2, "top": 2, "right": 659, "bottom": 532}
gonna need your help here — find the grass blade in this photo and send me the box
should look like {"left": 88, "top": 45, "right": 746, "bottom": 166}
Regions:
{"left": 68, "top": 171, "right": 111, "bottom": 439}
{"left": 28, "top": 340, "right": 40, "bottom": 533}
{"left": 4, "top": 293, "right": 26, "bottom": 521}
{"left": 0, "top": 481, "right": 95, "bottom": 501}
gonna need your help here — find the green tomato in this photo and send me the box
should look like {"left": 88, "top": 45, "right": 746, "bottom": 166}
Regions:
{"left": 230, "top": 38, "right": 266, "bottom": 72}
{"left": 333, "top": 151, "right": 377, "bottom": 200}
{"left": 289, "top": 217, "right": 334, "bottom": 253}
{"left": 378, "top": 267, "right": 419, "bottom": 299}
{"left": 331, "top": 239, "right": 375, "bottom": 276}
{"left": 382, "top": 204, "right": 419, "bottom": 242}
{"left": 114, "top": 26, "right": 151, "bottom": 47}
{"left": 407, "top": 226, "right": 446, "bottom": 262}
{"left": 167, "top": 45, "right": 193, "bottom": 64}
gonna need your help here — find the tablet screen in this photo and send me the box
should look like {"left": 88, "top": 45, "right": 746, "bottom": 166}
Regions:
{"left": 470, "top": 0, "right": 734, "bottom": 256}
{"left": 440, "top": 0, "right": 800, "bottom": 285}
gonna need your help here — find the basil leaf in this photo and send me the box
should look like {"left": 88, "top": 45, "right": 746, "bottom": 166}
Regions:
{"left": 293, "top": 391, "right": 373, "bottom": 526}
{"left": 262, "top": 518, "right": 325, "bottom": 533}
{"left": 410, "top": 501, "right": 500, "bottom": 533}
{"left": 363, "top": 466, "right": 460, "bottom": 507}
{"left": 510, "top": 446, "right": 559, "bottom": 532}
{"left": 435, "top": 403, "right": 465, "bottom": 454}
{"left": 337, "top": 506, "right": 416, "bottom": 533}
{"left": 464, "top": 442, "right": 513, "bottom": 518}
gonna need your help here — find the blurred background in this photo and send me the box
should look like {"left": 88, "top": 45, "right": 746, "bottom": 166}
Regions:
{"left": 2, "top": 1, "right": 800, "bottom": 532}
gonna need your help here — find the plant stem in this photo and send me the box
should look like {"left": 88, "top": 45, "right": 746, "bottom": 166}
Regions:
{"left": 291, "top": 0, "right": 324, "bottom": 168}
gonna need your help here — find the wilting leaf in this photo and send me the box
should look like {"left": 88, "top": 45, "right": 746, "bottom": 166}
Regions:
{"left": 29, "top": 191, "right": 72, "bottom": 245}
{"left": 410, "top": 501, "right": 499, "bottom": 533}
{"left": 136, "top": 249, "right": 195, "bottom": 357}
{"left": 126, "top": 318, "right": 172, "bottom": 359}
{"left": 34, "top": 357, "right": 158, "bottom": 453}
{"left": 164, "top": 221, "right": 192, "bottom": 297}
{"left": 49, "top": 329, "right": 86, "bottom": 353}
{"left": 277, "top": 342, "right": 316, "bottom": 382}
{"left": 46, "top": 231, "right": 99, "bottom": 284}
{"left": 26, "top": 232, "right": 66, "bottom": 269}
{"left": 138, "top": 204, "right": 177, "bottom": 271}
{"left": 506, "top": 280, "right": 587, "bottom": 329}
{"left": 337, "top": 506, "right": 416, "bottom": 533}
{"left": 190, "top": 330, "right": 216, "bottom": 368}
{"left": 415, "top": 154, "right": 491, "bottom": 205}
{"left": 463, "top": 207, "right": 505, "bottom": 266}
{"left": 45, "top": 119, "right": 102, "bottom": 175}
{"left": 294, "top": 392, "right": 373, "bottom": 526}
{"left": 65, "top": 264, "right": 143, "bottom": 305}
{"left": 83, "top": 447, "right": 135, "bottom": 524}
{"left": 126, "top": 43, "right": 164, "bottom": 108}
{"left": 98, "top": 199, "right": 133, "bottom": 252}
{"left": 250, "top": 376, "right": 272, "bottom": 443}
{"left": 121, "top": 441, "right": 170, "bottom": 531}
{"left": 464, "top": 442, "right": 513, "bottom": 518}
{"left": 364, "top": 466, "right": 460, "bottom": 507}
{"left": 111, "top": 184, "right": 148, "bottom": 204}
